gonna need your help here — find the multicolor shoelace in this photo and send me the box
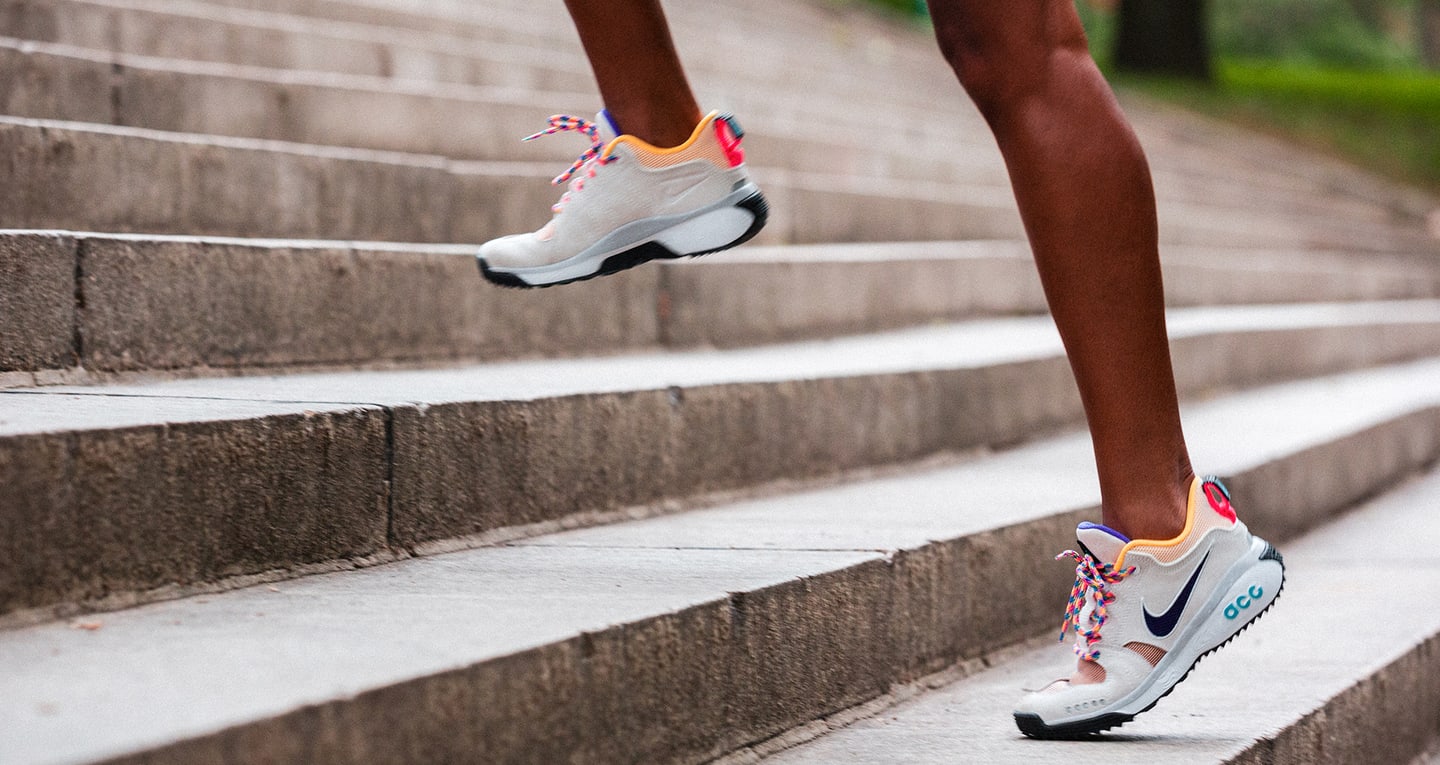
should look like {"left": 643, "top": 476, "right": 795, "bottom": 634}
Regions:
{"left": 1056, "top": 549, "right": 1135, "bottom": 662}
{"left": 523, "top": 114, "right": 619, "bottom": 187}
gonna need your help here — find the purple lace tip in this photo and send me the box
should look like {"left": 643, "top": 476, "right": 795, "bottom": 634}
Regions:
{"left": 1077, "top": 521, "right": 1130, "bottom": 542}
{"left": 598, "top": 108, "right": 622, "bottom": 137}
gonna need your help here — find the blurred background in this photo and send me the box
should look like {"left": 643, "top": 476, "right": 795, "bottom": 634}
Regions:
{"left": 860, "top": 0, "right": 1440, "bottom": 195}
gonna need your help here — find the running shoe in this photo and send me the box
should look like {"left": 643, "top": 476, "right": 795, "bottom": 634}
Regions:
{"left": 1014, "top": 476, "right": 1285, "bottom": 738}
{"left": 477, "top": 109, "right": 768, "bottom": 288}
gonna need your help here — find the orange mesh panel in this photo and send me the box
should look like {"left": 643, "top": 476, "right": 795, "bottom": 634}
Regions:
{"left": 1135, "top": 482, "right": 1237, "bottom": 564}
{"left": 627, "top": 119, "right": 731, "bottom": 171}
{"left": 1125, "top": 641, "right": 1168, "bottom": 666}
{"left": 1068, "top": 659, "right": 1107, "bottom": 686}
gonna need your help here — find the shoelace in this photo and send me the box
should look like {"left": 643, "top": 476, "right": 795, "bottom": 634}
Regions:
{"left": 523, "top": 115, "right": 620, "bottom": 211}
{"left": 1056, "top": 549, "right": 1135, "bottom": 662}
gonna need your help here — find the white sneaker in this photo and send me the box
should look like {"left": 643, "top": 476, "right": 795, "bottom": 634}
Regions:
{"left": 478, "top": 109, "right": 768, "bottom": 288}
{"left": 1013, "top": 476, "right": 1285, "bottom": 737}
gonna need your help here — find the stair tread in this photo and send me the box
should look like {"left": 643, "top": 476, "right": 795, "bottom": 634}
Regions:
{"left": 6, "top": 301, "right": 1440, "bottom": 429}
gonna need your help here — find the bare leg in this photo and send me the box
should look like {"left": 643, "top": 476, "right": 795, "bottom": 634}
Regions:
{"left": 561, "top": 0, "right": 1191, "bottom": 539}
{"left": 927, "top": 0, "right": 1191, "bottom": 539}
{"left": 562, "top": 0, "right": 703, "bottom": 147}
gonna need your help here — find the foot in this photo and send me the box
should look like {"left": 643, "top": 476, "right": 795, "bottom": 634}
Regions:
{"left": 1013, "top": 476, "right": 1285, "bottom": 738}
{"left": 477, "top": 109, "right": 768, "bottom": 288}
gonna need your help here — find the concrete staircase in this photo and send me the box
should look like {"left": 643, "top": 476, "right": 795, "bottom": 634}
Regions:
{"left": 2, "top": 0, "right": 1439, "bottom": 762}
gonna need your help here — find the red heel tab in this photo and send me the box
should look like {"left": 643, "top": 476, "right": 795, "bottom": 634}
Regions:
{"left": 1201, "top": 477, "right": 1237, "bottom": 523}
{"left": 715, "top": 113, "right": 745, "bottom": 167}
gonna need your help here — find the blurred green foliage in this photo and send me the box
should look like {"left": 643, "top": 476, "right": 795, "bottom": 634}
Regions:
{"left": 1129, "top": 61, "right": 1440, "bottom": 190}
{"left": 1074, "top": 1, "right": 1439, "bottom": 191}
{"left": 1074, "top": 0, "right": 1422, "bottom": 69}
{"left": 1212, "top": 0, "right": 1418, "bottom": 67}
{"left": 851, "top": 0, "right": 1439, "bottom": 190}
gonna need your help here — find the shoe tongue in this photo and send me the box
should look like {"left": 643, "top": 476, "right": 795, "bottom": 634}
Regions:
{"left": 596, "top": 109, "right": 622, "bottom": 143}
{"left": 1075, "top": 522, "right": 1130, "bottom": 565}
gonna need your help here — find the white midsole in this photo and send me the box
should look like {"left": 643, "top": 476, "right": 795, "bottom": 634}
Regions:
{"left": 654, "top": 205, "right": 755, "bottom": 253}
{"left": 486, "top": 187, "right": 760, "bottom": 285}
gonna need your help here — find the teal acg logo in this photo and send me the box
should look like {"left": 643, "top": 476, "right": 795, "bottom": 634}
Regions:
{"left": 1223, "top": 585, "right": 1264, "bottom": 620}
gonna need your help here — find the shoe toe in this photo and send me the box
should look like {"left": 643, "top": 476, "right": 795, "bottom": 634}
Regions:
{"left": 477, "top": 234, "right": 536, "bottom": 270}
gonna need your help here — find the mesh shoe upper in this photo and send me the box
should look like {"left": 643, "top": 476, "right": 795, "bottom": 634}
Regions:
{"left": 478, "top": 110, "right": 753, "bottom": 272}
{"left": 1015, "top": 476, "right": 1279, "bottom": 729}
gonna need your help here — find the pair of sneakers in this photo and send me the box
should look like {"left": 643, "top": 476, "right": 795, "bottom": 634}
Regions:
{"left": 479, "top": 110, "right": 1285, "bottom": 737}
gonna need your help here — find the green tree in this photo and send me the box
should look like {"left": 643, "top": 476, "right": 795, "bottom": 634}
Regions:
{"left": 1422, "top": 0, "right": 1440, "bottom": 67}
{"left": 1114, "top": 0, "right": 1213, "bottom": 79}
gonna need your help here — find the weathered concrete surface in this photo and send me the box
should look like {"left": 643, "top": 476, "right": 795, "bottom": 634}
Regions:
{"left": 0, "top": 394, "right": 389, "bottom": 616}
{"left": 0, "top": 116, "right": 455, "bottom": 241}
{"left": 762, "top": 468, "right": 1440, "bottom": 765}
{"left": 0, "top": 38, "right": 1422, "bottom": 248}
{"left": 0, "top": 233, "right": 74, "bottom": 372}
{"left": 12, "top": 310, "right": 1440, "bottom": 555}
{"left": 75, "top": 235, "right": 659, "bottom": 371}
{"left": 8, "top": 231, "right": 1440, "bottom": 377}
{"left": 3, "top": 362, "right": 1440, "bottom": 764}
{"left": 0, "top": 41, "right": 112, "bottom": 123}
{"left": 1, "top": 109, "right": 1432, "bottom": 251}
{"left": 0, "top": 37, "right": 1428, "bottom": 255}
{"left": 0, "top": 0, "right": 592, "bottom": 91}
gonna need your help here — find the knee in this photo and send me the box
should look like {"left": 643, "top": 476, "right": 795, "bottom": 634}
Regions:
{"left": 931, "top": 6, "right": 1089, "bottom": 115}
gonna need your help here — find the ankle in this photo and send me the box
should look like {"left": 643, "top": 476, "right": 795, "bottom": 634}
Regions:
{"left": 1102, "top": 473, "right": 1194, "bottom": 542}
{"left": 608, "top": 103, "right": 703, "bottom": 148}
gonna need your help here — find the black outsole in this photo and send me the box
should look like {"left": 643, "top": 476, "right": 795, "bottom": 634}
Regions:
{"left": 1016, "top": 543, "right": 1286, "bottom": 739}
{"left": 478, "top": 192, "right": 770, "bottom": 289}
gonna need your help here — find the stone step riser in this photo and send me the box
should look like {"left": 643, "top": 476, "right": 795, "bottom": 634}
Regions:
{"left": 19, "top": 387, "right": 1440, "bottom": 764}
{"left": 4, "top": 316, "right": 1440, "bottom": 620}
{"left": 1226, "top": 633, "right": 1440, "bottom": 765}
{"left": 10, "top": 233, "right": 1438, "bottom": 381}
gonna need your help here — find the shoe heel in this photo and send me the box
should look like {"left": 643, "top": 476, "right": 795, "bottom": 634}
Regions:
{"left": 1200, "top": 555, "right": 1284, "bottom": 650}
{"left": 654, "top": 191, "right": 768, "bottom": 257}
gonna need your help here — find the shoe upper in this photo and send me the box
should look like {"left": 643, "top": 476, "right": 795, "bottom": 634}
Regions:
{"left": 1015, "top": 477, "right": 1256, "bottom": 720}
{"left": 479, "top": 110, "right": 752, "bottom": 271}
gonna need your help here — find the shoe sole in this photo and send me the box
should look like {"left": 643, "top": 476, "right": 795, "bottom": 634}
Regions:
{"left": 1015, "top": 540, "right": 1286, "bottom": 739}
{"left": 478, "top": 189, "right": 769, "bottom": 289}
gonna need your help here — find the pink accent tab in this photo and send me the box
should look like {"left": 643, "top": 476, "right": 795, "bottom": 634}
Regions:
{"left": 716, "top": 118, "right": 745, "bottom": 167}
{"left": 1203, "top": 481, "right": 1237, "bottom": 522}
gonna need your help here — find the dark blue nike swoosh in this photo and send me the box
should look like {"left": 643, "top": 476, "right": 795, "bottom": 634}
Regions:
{"left": 1143, "top": 551, "right": 1210, "bottom": 638}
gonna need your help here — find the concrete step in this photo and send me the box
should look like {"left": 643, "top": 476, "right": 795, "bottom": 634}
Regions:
{"left": 0, "top": 0, "right": 970, "bottom": 130}
{"left": 1125, "top": 96, "right": 1440, "bottom": 228}
{"left": 3, "top": 34, "right": 1425, "bottom": 238}
{"left": 4, "top": 303, "right": 1440, "bottom": 621}
{"left": 0, "top": 114, "right": 1033, "bottom": 245}
{"left": 0, "top": 0, "right": 596, "bottom": 91}
{"left": 9, "top": 0, "right": 1438, "bottom": 240}
{"left": 3, "top": 4, "right": 1433, "bottom": 244}
{"left": 755, "top": 467, "right": 1440, "bottom": 765}
{"left": 0, "top": 34, "right": 1014, "bottom": 187}
{"left": 8, "top": 230, "right": 1440, "bottom": 382}
{"left": 3, "top": 359, "right": 1439, "bottom": 764}
{"left": 8, "top": 113, "right": 1436, "bottom": 255}
{"left": 158, "top": 0, "right": 970, "bottom": 118}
